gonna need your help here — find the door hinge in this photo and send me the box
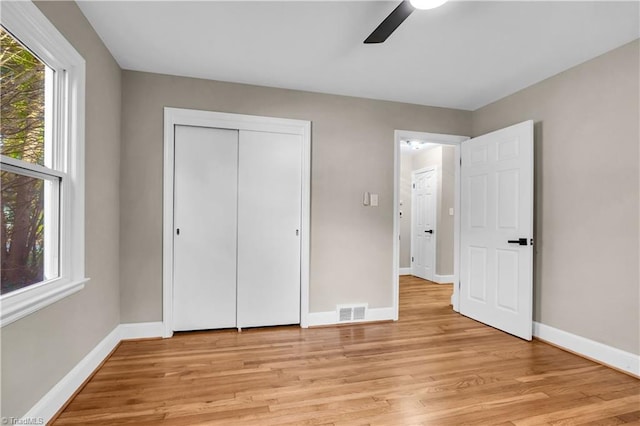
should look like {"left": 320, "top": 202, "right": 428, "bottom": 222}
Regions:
{"left": 412, "top": 183, "right": 415, "bottom": 189}
{"left": 460, "top": 157, "right": 462, "bottom": 166}
{"left": 458, "top": 281, "right": 461, "bottom": 290}
{"left": 411, "top": 256, "right": 414, "bottom": 262}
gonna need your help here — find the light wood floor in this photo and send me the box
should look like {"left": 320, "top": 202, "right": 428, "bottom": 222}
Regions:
{"left": 53, "top": 276, "right": 639, "bottom": 425}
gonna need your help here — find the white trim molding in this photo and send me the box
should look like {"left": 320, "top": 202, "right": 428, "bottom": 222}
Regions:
{"left": 20, "top": 322, "right": 165, "bottom": 424}
{"left": 163, "top": 108, "right": 311, "bottom": 336}
{"left": 306, "top": 311, "right": 336, "bottom": 327}
{"left": 21, "top": 326, "right": 121, "bottom": 424}
{"left": 398, "top": 270, "right": 453, "bottom": 283}
{"left": 306, "top": 307, "right": 395, "bottom": 327}
{"left": 433, "top": 274, "right": 455, "bottom": 284}
{"left": 119, "top": 322, "right": 165, "bottom": 340}
{"left": 367, "top": 307, "right": 395, "bottom": 322}
{"left": 533, "top": 321, "right": 640, "bottom": 377}
{"left": 0, "top": 279, "right": 87, "bottom": 327}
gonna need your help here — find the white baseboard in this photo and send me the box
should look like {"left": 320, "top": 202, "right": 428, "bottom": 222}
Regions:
{"left": 306, "top": 307, "right": 395, "bottom": 327}
{"left": 365, "top": 307, "right": 395, "bottom": 322}
{"left": 399, "top": 272, "right": 454, "bottom": 284}
{"left": 533, "top": 321, "right": 639, "bottom": 377}
{"left": 306, "top": 311, "right": 337, "bottom": 327}
{"left": 21, "top": 322, "right": 164, "bottom": 424}
{"left": 434, "top": 274, "right": 454, "bottom": 284}
{"left": 21, "top": 325, "right": 121, "bottom": 424}
{"left": 120, "top": 321, "right": 164, "bottom": 340}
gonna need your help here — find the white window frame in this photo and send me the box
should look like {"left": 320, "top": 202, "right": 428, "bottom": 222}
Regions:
{"left": 0, "top": 1, "right": 87, "bottom": 327}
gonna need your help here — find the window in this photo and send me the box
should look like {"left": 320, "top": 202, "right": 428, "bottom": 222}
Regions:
{"left": 1, "top": 29, "right": 59, "bottom": 294}
{"left": 0, "top": 1, "right": 87, "bottom": 326}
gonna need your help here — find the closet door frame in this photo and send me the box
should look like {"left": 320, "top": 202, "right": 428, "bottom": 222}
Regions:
{"left": 162, "top": 107, "right": 311, "bottom": 338}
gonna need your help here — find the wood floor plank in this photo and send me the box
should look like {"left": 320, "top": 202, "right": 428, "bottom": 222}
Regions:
{"left": 52, "top": 276, "right": 640, "bottom": 425}
{"left": 511, "top": 394, "right": 640, "bottom": 425}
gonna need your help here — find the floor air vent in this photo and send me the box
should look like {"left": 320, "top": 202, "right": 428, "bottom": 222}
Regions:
{"left": 337, "top": 304, "right": 368, "bottom": 323}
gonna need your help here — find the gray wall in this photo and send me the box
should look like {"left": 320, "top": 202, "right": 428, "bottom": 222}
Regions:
{"left": 399, "top": 152, "right": 413, "bottom": 269}
{"left": 119, "top": 71, "right": 472, "bottom": 320}
{"left": 399, "top": 150, "right": 413, "bottom": 268}
{"left": 0, "top": 1, "right": 122, "bottom": 418}
{"left": 439, "top": 146, "right": 456, "bottom": 276}
{"left": 472, "top": 39, "right": 639, "bottom": 355}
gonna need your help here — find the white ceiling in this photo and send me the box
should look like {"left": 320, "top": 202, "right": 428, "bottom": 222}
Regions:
{"left": 77, "top": 1, "right": 639, "bottom": 111}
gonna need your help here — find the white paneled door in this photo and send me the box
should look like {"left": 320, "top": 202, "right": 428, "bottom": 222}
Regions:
{"left": 460, "top": 120, "right": 534, "bottom": 340}
{"left": 237, "top": 130, "right": 302, "bottom": 328}
{"left": 173, "top": 126, "right": 239, "bottom": 331}
{"left": 173, "top": 126, "right": 302, "bottom": 332}
{"left": 412, "top": 168, "right": 437, "bottom": 281}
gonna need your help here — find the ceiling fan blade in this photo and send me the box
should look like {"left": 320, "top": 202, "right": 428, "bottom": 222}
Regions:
{"left": 364, "top": 1, "right": 415, "bottom": 44}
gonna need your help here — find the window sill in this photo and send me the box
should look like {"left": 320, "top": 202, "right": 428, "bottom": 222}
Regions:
{"left": 0, "top": 277, "right": 89, "bottom": 327}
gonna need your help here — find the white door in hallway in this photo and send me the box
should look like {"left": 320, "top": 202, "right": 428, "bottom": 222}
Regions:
{"left": 173, "top": 125, "right": 238, "bottom": 331}
{"left": 460, "top": 120, "right": 534, "bottom": 340}
{"left": 412, "top": 168, "right": 437, "bottom": 281}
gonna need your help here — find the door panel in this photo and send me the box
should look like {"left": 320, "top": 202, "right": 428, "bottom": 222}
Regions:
{"left": 497, "top": 169, "right": 519, "bottom": 229}
{"left": 460, "top": 120, "right": 533, "bottom": 340}
{"left": 469, "top": 174, "right": 487, "bottom": 228}
{"left": 468, "top": 246, "right": 487, "bottom": 302}
{"left": 496, "top": 248, "right": 519, "bottom": 312}
{"left": 237, "top": 130, "right": 302, "bottom": 328}
{"left": 173, "top": 126, "right": 238, "bottom": 331}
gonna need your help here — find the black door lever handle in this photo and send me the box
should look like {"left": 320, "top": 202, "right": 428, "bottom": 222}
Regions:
{"left": 508, "top": 238, "right": 528, "bottom": 246}
{"left": 424, "top": 229, "right": 433, "bottom": 234}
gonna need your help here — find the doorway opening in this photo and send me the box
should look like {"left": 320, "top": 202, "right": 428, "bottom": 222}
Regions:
{"left": 393, "top": 122, "right": 535, "bottom": 341}
{"left": 392, "top": 130, "right": 469, "bottom": 319}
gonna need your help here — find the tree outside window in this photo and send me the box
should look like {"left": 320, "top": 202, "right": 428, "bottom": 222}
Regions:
{"left": 1, "top": 28, "right": 57, "bottom": 295}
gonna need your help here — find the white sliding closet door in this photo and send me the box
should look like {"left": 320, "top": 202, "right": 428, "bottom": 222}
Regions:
{"left": 237, "top": 130, "right": 302, "bottom": 328}
{"left": 173, "top": 125, "right": 238, "bottom": 331}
